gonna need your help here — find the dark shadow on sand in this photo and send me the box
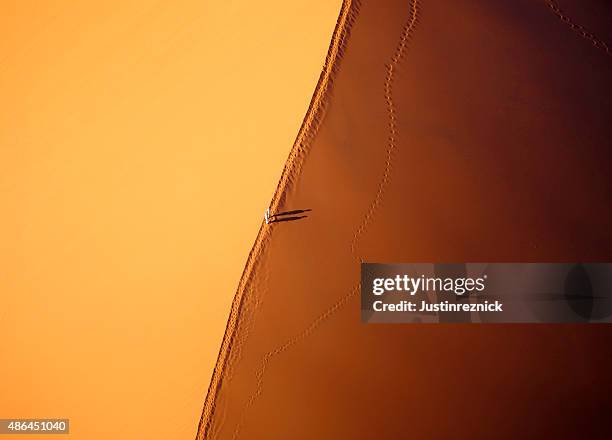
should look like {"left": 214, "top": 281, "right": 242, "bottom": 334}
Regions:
{"left": 273, "top": 209, "right": 312, "bottom": 217}
{"left": 270, "top": 215, "right": 308, "bottom": 223}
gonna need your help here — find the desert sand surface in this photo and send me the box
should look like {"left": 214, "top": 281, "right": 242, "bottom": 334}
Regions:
{"left": 198, "top": 0, "right": 612, "bottom": 438}
{"left": 0, "top": 1, "right": 341, "bottom": 439}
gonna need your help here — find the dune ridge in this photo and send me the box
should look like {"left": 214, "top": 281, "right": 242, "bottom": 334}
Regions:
{"left": 195, "top": 2, "right": 358, "bottom": 438}
{"left": 229, "top": 10, "right": 423, "bottom": 437}
{"left": 544, "top": 0, "right": 611, "bottom": 56}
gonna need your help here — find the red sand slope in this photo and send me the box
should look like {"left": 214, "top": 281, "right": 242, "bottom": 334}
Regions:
{"left": 198, "top": 0, "right": 612, "bottom": 438}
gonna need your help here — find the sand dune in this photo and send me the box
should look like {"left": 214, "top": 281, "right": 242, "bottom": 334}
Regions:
{"left": 198, "top": 0, "right": 612, "bottom": 438}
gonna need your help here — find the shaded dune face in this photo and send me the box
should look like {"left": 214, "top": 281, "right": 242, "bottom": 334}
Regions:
{"left": 199, "top": 0, "right": 612, "bottom": 439}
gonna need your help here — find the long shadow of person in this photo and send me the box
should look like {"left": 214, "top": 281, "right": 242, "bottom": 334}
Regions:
{"left": 268, "top": 208, "right": 311, "bottom": 224}
{"left": 270, "top": 215, "right": 308, "bottom": 223}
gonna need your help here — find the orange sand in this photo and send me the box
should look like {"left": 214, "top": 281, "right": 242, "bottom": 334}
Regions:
{"left": 0, "top": 1, "right": 340, "bottom": 439}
